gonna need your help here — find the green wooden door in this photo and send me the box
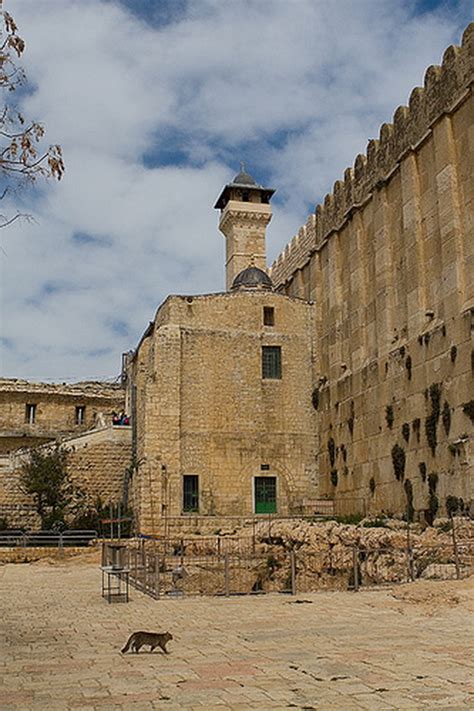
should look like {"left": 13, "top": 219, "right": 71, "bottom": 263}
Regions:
{"left": 254, "top": 477, "right": 277, "bottom": 514}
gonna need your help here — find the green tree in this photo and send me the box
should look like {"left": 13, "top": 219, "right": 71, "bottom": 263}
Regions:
{"left": 19, "top": 445, "right": 75, "bottom": 529}
{"left": 0, "top": 1, "right": 64, "bottom": 227}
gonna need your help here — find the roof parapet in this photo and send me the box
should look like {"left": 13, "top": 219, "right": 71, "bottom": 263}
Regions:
{"left": 270, "top": 24, "right": 473, "bottom": 287}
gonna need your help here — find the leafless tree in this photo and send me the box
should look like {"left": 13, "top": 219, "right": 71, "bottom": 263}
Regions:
{"left": 0, "top": 1, "right": 64, "bottom": 228}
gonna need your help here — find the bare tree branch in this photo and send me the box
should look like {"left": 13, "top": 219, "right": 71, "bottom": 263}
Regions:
{"left": 0, "top": 0, "right": 64, "bottom": 229}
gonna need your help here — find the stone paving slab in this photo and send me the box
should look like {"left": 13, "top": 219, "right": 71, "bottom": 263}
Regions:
{"left": 0, "top": 561, "right": 472, "bottom": 709}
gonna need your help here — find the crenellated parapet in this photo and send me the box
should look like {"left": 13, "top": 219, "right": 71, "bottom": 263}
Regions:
{"left": 270, "top": 23, "right": 473, "bottom": 287}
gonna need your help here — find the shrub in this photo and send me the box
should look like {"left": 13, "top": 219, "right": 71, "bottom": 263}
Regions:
{"left": 418, "top": 462, "right": 427, "bottom": 482}
{"left": 404, "top": 479, "right": 414, "bottom": 523}
{"left": 445, "top": 495, "right": 460, "bottom": 517}
{"left": 461, "top": 400, "right": 474, "bottom": 423}
{"left": 311, "top": 387, "right": 319, "bottom": 410}
{"left": 427, "top": 493, "right": 439, "bottom": 524}
{"left": 405, "top": 355, "right": 412, "bottom": 380}
{"left": 386, "top": 404, "right": 394, "bottom": 429}
{"left": 334, "top": 514, "right": 364, "bottom": 525}
{"left": 391, "top": 444, "right": 406, "bottom": 481}
{"left": 429, "top": 383, "right": 442, "bottom": 419}
{"left": 441, "top": 401, "right": 451, "bottom": 436}
{"left": 369, "top": 477, "right": 376, "bottom": 496}
{"left": 402, "top": 422, "right": 410, "bottom": 443}
{"left": 347, "top": 400, "right": 355, "bottom": 436}
{"left": 266, "top": 555, "right": 278, "bottom": 570}
{"left": 428, "top": 472, "right": 438, "bottom": 494}
{"left": 425, "top": 414, "right": 438, "bottom": 456}
{"left": 327, "top": 437, "right": 336, "bottom": 467}
{"left": 412, "top": 418, "right": 421, "bottom": 442}
{"left": 362, "top": 517, "right": 388, "bottom": 528}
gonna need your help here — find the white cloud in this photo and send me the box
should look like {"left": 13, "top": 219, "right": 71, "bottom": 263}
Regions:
{"left": 0, "top": 0, "right": 470, "bottom": 380}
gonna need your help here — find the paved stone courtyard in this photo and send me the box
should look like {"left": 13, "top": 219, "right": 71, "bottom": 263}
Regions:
{"left": 0, "top": 556, "right": 473, "bottom": 709}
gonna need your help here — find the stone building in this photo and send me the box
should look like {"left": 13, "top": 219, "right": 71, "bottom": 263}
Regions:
{"left": 125, "top": 25, "right": 473, "bottom": 531}
{"left": 0, "top": 379, "right": 125, "bottom": 455}
{"left": 0, "top": 379, "right": 130, "bottom": 528}
{"left": 125, "top": 171, "right": 318, "bottom": 533}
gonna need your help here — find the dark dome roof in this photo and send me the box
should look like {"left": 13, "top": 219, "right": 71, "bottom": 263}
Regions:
{"left": 231, "top": 266, "right": 273, "bottom": 291}
{"left": 232, "top": 170, "right": 257, "bottom": 186}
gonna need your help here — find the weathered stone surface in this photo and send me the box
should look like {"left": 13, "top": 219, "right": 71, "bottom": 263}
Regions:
{"left": 269, "top": 26, "right": 474, "bottom": 519}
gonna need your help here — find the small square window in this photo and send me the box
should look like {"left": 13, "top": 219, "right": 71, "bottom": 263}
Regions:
{"left": 260, "top": 463, "right": 270, "bottom": 471}
{"left": 263, "top": 307, "right": 274, "bottom": 326}
{"left": 262, "top": 346, "right": 281, "bottom": 379}
{"left": 75, "top": 406, "right": 86, "bottom": 425}
{"left": 25, "top": 404, "right": 36, "bottom": 424}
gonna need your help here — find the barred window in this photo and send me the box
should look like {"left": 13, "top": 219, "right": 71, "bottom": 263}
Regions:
{"left": 262, "top": 346, "right": 281, "bottom": 379}
{"left": 183, "top": 475, "right": 199, "bottom": 513}
{"left": 25, "top": 404, "right": 36, "bottom": 424}
{"left": 75, "top": 406, "right": 86, "bottom": 425}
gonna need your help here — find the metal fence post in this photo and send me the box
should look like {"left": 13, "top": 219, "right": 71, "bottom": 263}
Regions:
{"left": 290, "top": 549, "right": 297, "bottom": 595}
{"left": 224, "top": 552, "right": 230, "bottom": 597}
{"left": 352, "top": 547, "right": 359, "bottom": 592}
{"left": 406, "top": 520, "right": 414, "bottom": 582}
{"left": 155, "top": 553, "right": 160, "bottom": 599}
{"left": 451, "top": 515, "right": 461, "bottom": 580}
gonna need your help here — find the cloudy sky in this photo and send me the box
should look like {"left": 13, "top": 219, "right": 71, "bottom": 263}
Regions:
{"left": 0, "top": 0, "right": 471, "bottom": 382}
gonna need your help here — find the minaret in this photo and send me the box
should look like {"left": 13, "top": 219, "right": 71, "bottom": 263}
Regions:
{"left": 214, "top": 165, "right": 275, "bottom": 290}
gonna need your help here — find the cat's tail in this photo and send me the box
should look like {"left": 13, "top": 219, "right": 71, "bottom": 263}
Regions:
{"left": 121, "top": 634, "right": 134, "bottom": 653}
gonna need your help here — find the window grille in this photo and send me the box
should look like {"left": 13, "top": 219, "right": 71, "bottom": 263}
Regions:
{"left": 183, "top": 475, "right": 199, "bottom": 513}
{"left": 75, "top": 406, "right": 86, "bottom": 425}
{"left": 262, "top": 346, "right": 281, "bottom": 379}
{"left": 254, "top": 476, "right": 277, "bottom": 514}
{"left": 25, "top": 404, "right": 36, "bottom": 424}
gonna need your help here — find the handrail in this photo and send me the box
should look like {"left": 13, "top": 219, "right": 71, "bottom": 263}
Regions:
{"left": 0, "top": 529, "right": 98, "bottom": 548}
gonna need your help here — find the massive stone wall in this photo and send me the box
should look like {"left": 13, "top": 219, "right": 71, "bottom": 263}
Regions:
{"left": 0, "top": 379, "right": 125, "bottom": 454}
{"left": 270, "top": 25, "right": 474, "bottom": 517}
{"left": 0, "top": 426, "right": 132, "bottom": 529}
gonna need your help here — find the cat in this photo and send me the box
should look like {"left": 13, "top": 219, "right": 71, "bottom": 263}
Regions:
{"left": 121, "top": 631, "right": 173, "bottom": 654}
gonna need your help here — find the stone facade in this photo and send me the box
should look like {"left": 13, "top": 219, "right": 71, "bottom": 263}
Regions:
{"left": 0, "top": 425, "right": 132, "bottom": 529}
{"left": 126, "top": 291, "right": 318, "bottom": 534}
{"left": 0, "top": 379, "right": 125, "bottom": 454}
{"left": 269, "top": 25, "right": 473, "bottom": 518}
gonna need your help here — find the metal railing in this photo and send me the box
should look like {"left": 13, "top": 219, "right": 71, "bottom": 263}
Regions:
{"left": 104, "top": 526, "right": 473, "bottom": 600}
{"left": 0, "top": 529, "right": 98, "bottom": 548}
